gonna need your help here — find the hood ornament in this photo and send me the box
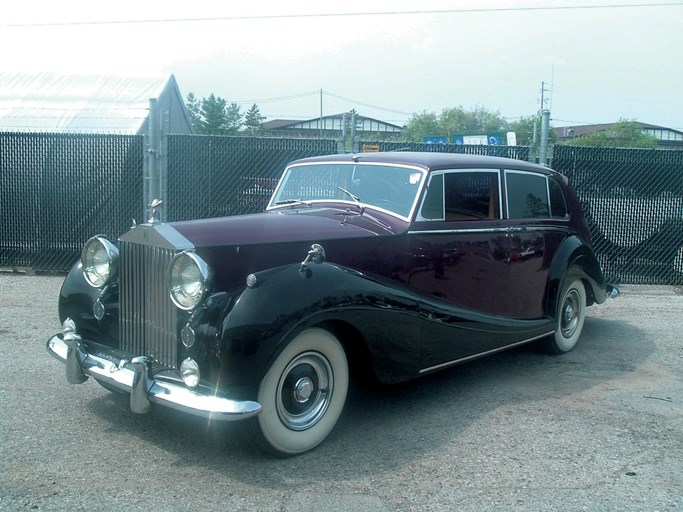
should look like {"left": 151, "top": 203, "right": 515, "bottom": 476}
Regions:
{"left": 147, "top": 199, "right": 163, "bottom": 224}
{"left": 300, "top": 244, "right": 326, "bottom": 272}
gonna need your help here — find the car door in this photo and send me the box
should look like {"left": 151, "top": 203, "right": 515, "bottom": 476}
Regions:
{"left": 407, "top": 168, "right": 516, "bottom": 368}
{"left": 503, "top": 169, "right": 571, "bottom": 319}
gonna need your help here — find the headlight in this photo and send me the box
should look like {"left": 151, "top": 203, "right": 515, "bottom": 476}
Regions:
{"left": 168, "top": 251, "right": 212, "bottom": 310}
{"left": 81, "top": 236, "right": 119, "bottom": 288}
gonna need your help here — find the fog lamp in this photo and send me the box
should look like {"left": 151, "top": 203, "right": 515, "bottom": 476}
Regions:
{"left": 180, "top": 358, "right": 200, "bottom": 388}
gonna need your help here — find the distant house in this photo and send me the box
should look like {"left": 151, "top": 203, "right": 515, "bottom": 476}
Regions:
{"left": 0, "top": 72, "right": 193, "bottom": 135}
{"left": 263, "top": 113, "right": 403, "bottom": 139}
{"left": 553, "top": 122, "right": 683, "bottom": 149}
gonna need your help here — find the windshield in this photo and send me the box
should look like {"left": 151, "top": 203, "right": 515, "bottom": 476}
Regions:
{"left": 268, "top": 162, "right": 426, "bottom": 220}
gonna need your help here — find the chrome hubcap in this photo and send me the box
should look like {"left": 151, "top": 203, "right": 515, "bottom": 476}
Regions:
{"left": 561, "top": 289, "right": 580, "bottom": 338}
{"left": 294, "top": 377, "right": 314, "bottom": 403}
{"left": 277, "top": 351, "right": 333, "bottom": 431}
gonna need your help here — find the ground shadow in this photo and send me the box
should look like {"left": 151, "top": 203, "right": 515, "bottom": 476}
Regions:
{"left": 85, "top": 313, "right": 650, "bottom": 488}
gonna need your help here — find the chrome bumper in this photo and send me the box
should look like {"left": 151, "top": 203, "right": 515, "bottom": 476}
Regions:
{"left": 46, "top": 331, "right": 262, "bottom": 422}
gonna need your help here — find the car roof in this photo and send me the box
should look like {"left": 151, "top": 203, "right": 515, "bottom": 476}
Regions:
{"left": 289, "top": 151, "right": 560, "bottom": 177}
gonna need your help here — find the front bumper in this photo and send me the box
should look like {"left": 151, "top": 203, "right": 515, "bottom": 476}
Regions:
{"left": 46, "top": 328, "right": 262, "bottom": 422}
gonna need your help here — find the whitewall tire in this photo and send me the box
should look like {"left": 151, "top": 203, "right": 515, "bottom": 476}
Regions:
{"left": 548, "top": 278, "right": 586, "bottom": 354}
{"left": 247, "top": 328, "right": 348, "bottom": 456}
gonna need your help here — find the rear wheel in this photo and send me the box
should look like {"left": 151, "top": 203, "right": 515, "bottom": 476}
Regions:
{"left": 547, "top": 278, "right": 586, "bottom": 354}
{"left": 245, "top": 328, "right": 349, "bottom": 456}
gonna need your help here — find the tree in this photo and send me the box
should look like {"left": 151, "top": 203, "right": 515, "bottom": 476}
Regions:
{"left": 401, "top": 111, "right": 440, "bottom": 142}
{"left": 185, "top": 93, "right": 202, "bottom": 132}
{"left": 200, "top": 94, "right": 229, "bottom": 135}
{"left": 224, "top": 102, "right": 243, "bottom": 136}
{"left": 244, "top": 104, "right": 266, "bottom": 136}
{"left": 185, "top": 93, "right": 244, "bottom": 135}
{"left": 402, "top": 106, "right": 508, "bottom": 142}
{"left": 563, "top": 119, "right": 659, "bottom": 149}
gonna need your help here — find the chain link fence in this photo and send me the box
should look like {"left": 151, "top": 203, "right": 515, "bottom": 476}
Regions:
{"left": 1, "top": 132, "right": 682, "bottom": 285}
{"left": 554, "top": 145, "right": 683, "bottom": 285}
{"left": 0, "top": 133, "right": 143, "bottom": 272}
{"left": 167, "top": 135, "right": 338, "bottom": 221}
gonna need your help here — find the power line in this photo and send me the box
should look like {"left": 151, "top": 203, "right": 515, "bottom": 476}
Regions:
{"left": 232, "top": 91, "right": 320, "bottom": 105}
{"left": 323, "top": 91, "right": 413, "bottom": 116}
{"left": 2, "top": 2, "right": 681, "bottom": 28}
{"left": 229, "top": 89, "right": 412, "bottom": 118}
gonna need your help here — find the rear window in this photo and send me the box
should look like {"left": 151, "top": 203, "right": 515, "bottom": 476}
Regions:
{"left": 548, "top": 178, "right": 569, "bottom": 218}
{"left": 505, "top": 171, "right": 549, "bottom": 219}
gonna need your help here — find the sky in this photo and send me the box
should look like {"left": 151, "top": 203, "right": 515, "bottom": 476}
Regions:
{"left": 2, "top": 0, "right": 682, "bottom": 130}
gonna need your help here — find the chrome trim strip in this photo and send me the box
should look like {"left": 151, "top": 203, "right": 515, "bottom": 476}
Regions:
{"left": 418, "top": 331, "right": 554, "bottom": 374}
{"left": 507, "top": 225, "right": 572, "bottom": 234}
{"left": 408, "top": 227, "right": 508, "bottom": 235}
{"left": 408, "top": 225, "right": 572, "bottom": 236}
{"left": 46, "top": 334, "right": 262, "bottom": 421}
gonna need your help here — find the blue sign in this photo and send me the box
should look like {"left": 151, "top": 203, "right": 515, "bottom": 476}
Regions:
{"left": 452, "top": 134, "right": 501, "bottom": 145}
{"left": 423, "top": 136, "right": 448, "bottom": 144}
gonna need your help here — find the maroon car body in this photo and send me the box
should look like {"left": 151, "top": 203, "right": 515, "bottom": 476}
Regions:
{"left": 47, "top": 152, "right": 612, "bottom": 456}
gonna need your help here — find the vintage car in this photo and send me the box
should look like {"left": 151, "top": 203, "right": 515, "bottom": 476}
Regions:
{"left": 47, "top": 152, "right": 614, "bottom": 456}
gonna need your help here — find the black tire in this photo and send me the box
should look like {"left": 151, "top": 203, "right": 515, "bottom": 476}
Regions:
{"left": 547, "top": 278, "right": 586, "bottom": 354}
{"left": 244, "top": 328, "right": 349, "bottom": 456}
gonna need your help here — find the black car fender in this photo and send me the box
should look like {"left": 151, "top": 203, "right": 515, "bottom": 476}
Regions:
{"left": 214, "top": 261, "right": 422, "bottom": 389}
{"left": 58, "top": 261, "right": 119, "bottom": 344}
{"left": 547, "top": 235, "right": 608, "bottom": 320}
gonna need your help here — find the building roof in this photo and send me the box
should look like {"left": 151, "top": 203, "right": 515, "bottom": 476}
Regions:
{"left": 554, "top": 121, "right": 683, "bottom": 146}
{"left": 0, "top": 72, "right": 193, "bottom": 135}
{"left": 263, "top": 114, "right": 403, "bottom": 133}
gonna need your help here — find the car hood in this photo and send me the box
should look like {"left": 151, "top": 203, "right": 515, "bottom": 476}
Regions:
{"left": 171, "top": 207, "right": 406, "bottom": 248}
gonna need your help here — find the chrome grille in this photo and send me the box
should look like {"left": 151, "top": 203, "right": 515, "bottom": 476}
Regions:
{"left": 118, "top": 224, "right": 194, "bottom": 369}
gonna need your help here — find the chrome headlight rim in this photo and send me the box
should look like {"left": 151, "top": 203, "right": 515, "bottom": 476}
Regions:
{"left": 81, "top": 235, "right": 119, "bottom": 288}
{"left": 168, "top": 250, "right": 213, "bottom": 311}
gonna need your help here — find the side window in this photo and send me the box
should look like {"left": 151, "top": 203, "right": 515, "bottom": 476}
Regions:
{"left": 420, "top": 174, "right": 444, "bottom": 220}
{"left": 443, "top": 171, "right": 500, "bottom": 220}
{"left": 419, "top": 170, "right": 500, "bottom": 221}
{"left": 506, "top": 171, "right": 550, "bottom": 219}
{"left": 548, "top": 178, "right": 568, "bottom": 218}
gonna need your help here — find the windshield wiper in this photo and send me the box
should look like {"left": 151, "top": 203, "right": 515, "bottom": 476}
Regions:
{"left": 274, "top": 199, "right": 312, "bottom": 207}
{"left": 337, "top": 186, "right": 364, "bottom": 215}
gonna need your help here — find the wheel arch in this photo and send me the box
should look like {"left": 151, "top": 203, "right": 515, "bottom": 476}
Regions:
{"left": 218, "top": 262, "right": 421, "bottom": 391}
{"left": 547, "top": 235, "right": 607, "bottom": 320}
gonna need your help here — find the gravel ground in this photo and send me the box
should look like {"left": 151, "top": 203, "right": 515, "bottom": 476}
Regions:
{"left": 0, "top": 274, "right": 681, "bottom": 511}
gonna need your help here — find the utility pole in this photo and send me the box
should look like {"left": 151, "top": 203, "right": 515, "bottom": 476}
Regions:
{"left": 341, "top": 113, "right": 348, "bottom": 153}
{"left": 350, "top": 112, "right": 356, "bottom": 152}
{"left": 319, "top": 88, "right": 323, "bottom": 138}
{"left": 538, "top": 82, "right": 552, "bottom": 166}
{"left": 539, "top": 109, "right": 550, "bottom": 166}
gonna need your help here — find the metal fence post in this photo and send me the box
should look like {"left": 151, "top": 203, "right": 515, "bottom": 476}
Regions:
{"left": 144, "top": 98, "right": 164, "bottom": 223}
{"left": 539, "top": 109, "right": 550, "bottom": 166}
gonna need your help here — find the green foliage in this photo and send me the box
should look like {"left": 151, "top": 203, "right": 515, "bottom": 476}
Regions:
{"left": 244, "top": 104, "right": 266, "bottom": 136}
{"left": 185, "top": 92, "right": 201, "bottom": 131}
{"left": 401, "top": 111, "right": 440, "bottom": 142}
{"left": 185, "top": 93, "right": 245, "bottom": 135}
{"left": 439, "top": 105, "right": 507, "bottom": 138}
{"left": 563, "top": 119, "right": 659, "bottom": 149}
{"left": 402, "top": 106, "right": 508, "bottom": 142}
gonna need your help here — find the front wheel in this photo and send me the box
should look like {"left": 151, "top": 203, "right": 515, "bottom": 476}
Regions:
{"left": 245, "top": 328, "right": 349, "bottom": 456}
{"left": 547, "top": 278, "right": 586, "bottom": 354}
